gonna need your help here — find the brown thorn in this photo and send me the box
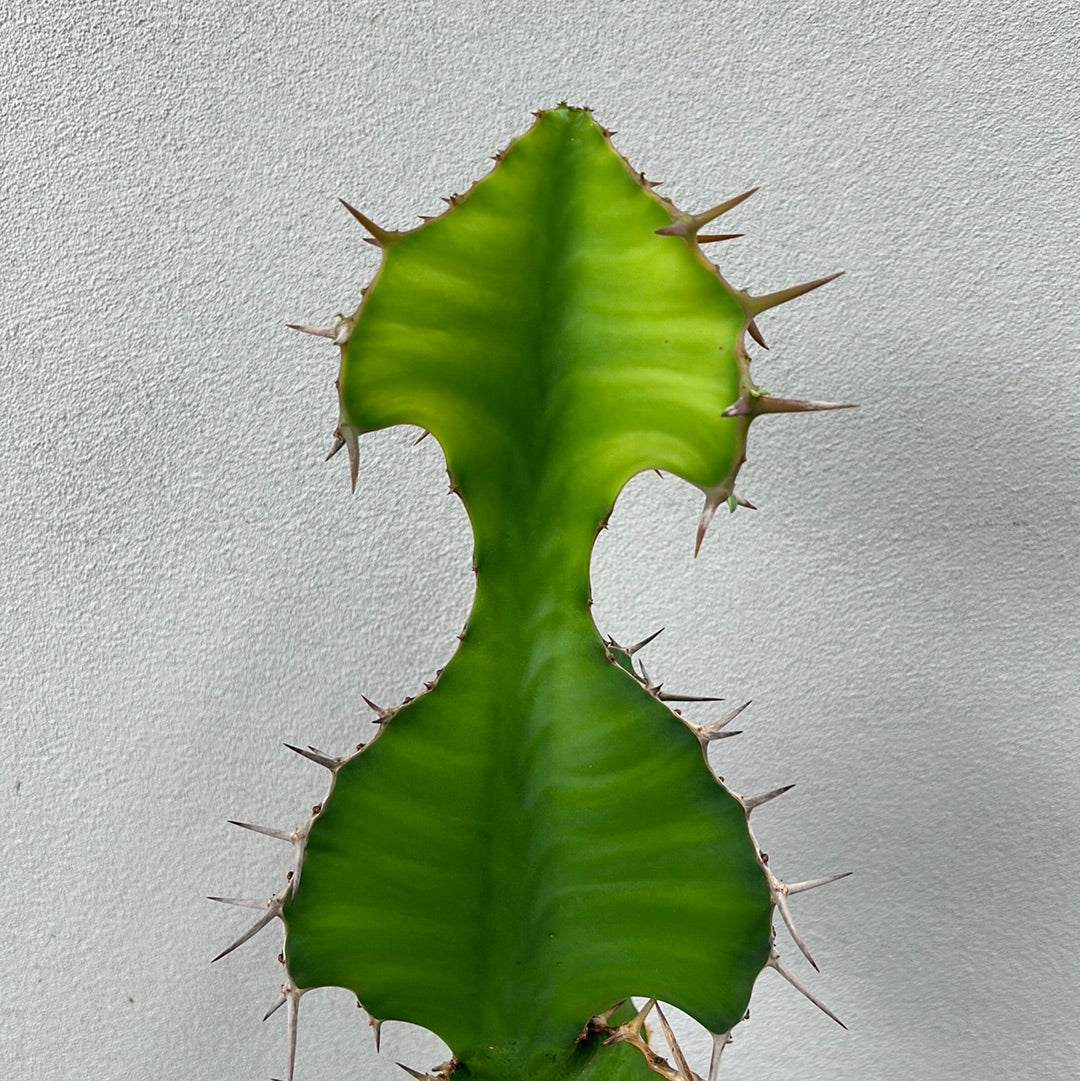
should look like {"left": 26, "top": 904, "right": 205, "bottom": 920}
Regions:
{"left": 339, "top": 198, "right": 400, "bottom": 246}
{"left": 593, "top": 999, "right": 628, "bottom": 1027}
{"left": 325, "top": 432, "right": 346, "bottom": 460}
{"left": 697, "top": 233, "right": 743, "bottom": 243}
{"left": 284, "top": 743, "right": 341, "bottom": 771}
{"left": 746, "top": 318, "right": 768, "bottom": 349}
{"left": 695, "top": 495, "right": 721, "bottom": 557}
{"left": 746, "top": 271, "right": 844, "bottom": 315}
{"left": 722, "top": 395, "right": 855, "bottom": 418}
{"left": 743, "top": 783, "right": 795, "bottom": 812}
{"left": 603, "top": 997, "right": 656, "bottom": 1047}
{"left": 655, "top": 187, "right": 759, "bottom": 237}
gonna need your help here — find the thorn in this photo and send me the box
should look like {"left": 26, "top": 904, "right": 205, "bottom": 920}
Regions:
{"left": 695, "top": 495, "right": 720, "bottom": 557}
{"left": 773, "top": 887, "right": 819, "bottom": 970}
{"left": 363, "top": 695, "right": 395, "bottom": 723}
{"left": 746, "top": 318, "right": 768, "bottom": 349}
{"left": 654, "top": 1004, "right": 693, "bottom": 1081}
{"left": 769, "top": 951, "right": 846, "bottom": 1028}
{"left": 397, "top": 1064, "right": 434, "bottom": 1081}
{"left": 594, "top": 999, "right": 628, "bottom": 1026}
{"left": 658, "top": 692, "right": 722, "bottom": 703}
{"left": 708, "top": 1030, "right": 733, "bottom": 1081}
{"left": 413, "top": 429, "right": 431, "bottom": 445}
{"left": 655, "top": 187, "right": 758, "bottom": 238}
{"left": 284, "top": 743, "right": 342, "bottom": 771}
{"left": 339, "top": 198, "right": 403, "bottom": 246}
{"left": 744, "top": 271, "right": 843, "bottom": 315}
{"left": 262, "top": 993, "right": 287, "bottom": 1021}
{"left": 227, "top": 821, "right": 309, "bottom": 900}
{"left": 693, "top": 700, "right": 752, "bottom": 742}
{"left": 286, "top": 323, "right": 337, "bottom": 340}
{"left": 722, "top": 394, "right": 856, "bottom": 418}
{"left": 284, "top": 984, "right": 301, "bottom": 1081}
{"left": 208, "top": 896, "right": 268, "bottom": 910}
{"left": 627, "top": 628, "right": 664, "bottom": 655}
{"left": 742, "top": 783, "right": 795, "bottom": 812}
{"left": 325, "top": 424, "right": 360, "bottom": 492}
{"left": 210, "top": 891, "right": 285, "bottom": 962}
{"left": 228, "top": 820, "right": 294, "bottom": 842}
{"left": 786, "top": 871, "right": 853, "bottom": 895}
{"left": 603, "top": 997, "right": 655, "bottom": 1048}
{"left": 716, "top": 700, "right": 752, "bottom": 728}
{"left": 697, "top": 233, "right": 743, "bottom": 243}
{"left": 636, "top": 659, "right": 655, "bottom": 690}
{"left": 288, "top": 314, "right": 354, "bottom": 345}
{"left": 370, "top": 1014, "right": 383, "bottom": 1053}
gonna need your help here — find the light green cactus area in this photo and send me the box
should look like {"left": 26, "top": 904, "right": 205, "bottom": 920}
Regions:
{"left": 215, "top": 105, "right": 851, "bottom": 1081}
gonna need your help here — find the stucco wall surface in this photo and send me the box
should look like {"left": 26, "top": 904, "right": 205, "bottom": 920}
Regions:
{"left": 3, "top": 2, "right": 1077, "bottom": 1079}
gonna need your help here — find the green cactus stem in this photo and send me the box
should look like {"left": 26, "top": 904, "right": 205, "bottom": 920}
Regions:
{"left": 216, "top": 105, "right": 851, "bottom": 1081}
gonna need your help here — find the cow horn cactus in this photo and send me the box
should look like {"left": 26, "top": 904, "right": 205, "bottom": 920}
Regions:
{"left": 216, "top": 104, "right": 852, "bottom": 1081}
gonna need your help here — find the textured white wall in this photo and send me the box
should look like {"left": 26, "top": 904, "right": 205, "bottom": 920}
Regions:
{"left": 4, "top": 1, "right": 1077, "bottom": 1079}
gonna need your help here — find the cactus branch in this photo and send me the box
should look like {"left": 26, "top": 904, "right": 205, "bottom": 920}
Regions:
{"left": 223, "top": 105, "right": 853, "bottom": 1081}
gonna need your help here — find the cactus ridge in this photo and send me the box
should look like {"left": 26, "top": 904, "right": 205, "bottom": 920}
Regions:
{"left": 215, "top": 105, "right": 851, "bottom": 1081}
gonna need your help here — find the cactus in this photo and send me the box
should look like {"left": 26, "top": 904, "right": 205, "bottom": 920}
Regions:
{"left": 214, "top": 104, "right": 852, "bottom": 1081}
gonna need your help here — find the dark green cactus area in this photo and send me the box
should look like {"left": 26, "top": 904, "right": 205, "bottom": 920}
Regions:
{"left": 217, "top": 105, "right": 851, "bottom": 1081}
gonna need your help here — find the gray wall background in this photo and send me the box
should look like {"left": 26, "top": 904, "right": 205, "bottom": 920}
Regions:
{"left": 4, "top": 1, "right": 1077, "bottom": 1079}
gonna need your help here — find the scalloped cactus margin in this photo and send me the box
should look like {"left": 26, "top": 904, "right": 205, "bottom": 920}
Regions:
{"left": 213, "top": 105, "right": 853, "bottom": 1081}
